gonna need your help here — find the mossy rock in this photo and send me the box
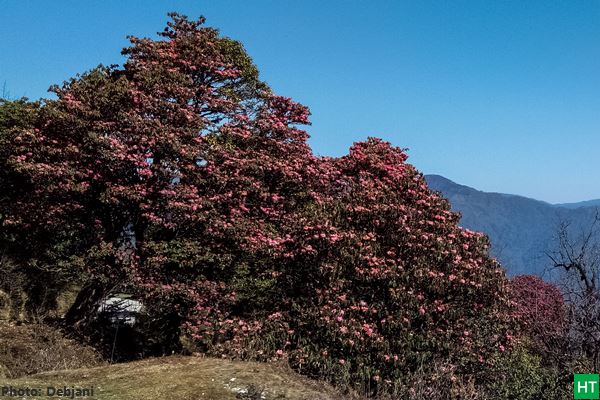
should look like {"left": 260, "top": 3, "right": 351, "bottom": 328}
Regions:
{"left": 54, "top": 284, "right": 82, "bottom": 317}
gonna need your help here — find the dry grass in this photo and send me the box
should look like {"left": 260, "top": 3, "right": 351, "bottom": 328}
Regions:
{"left": 3, "top": 356, "right": 351, "bottom": 400}
{"left": 0, "top": 322, "right": 103, "bottom": 378}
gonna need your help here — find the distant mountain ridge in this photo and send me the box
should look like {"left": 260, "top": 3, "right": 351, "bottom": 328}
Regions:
{"left": 425, "top": 174, "right": 599, "bottom": 276}
{"left": 555, "top": 199, "right": 600, "bottom": 209}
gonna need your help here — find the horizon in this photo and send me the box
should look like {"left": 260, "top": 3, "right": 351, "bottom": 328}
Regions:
{"left": 425, "top": 173, "right": 599, "bottom": 206}
{"left": 1, "top": 1, "right": 598, "bottom": 203}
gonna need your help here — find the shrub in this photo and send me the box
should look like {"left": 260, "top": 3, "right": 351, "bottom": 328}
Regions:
{"left": 392, "top": 362, "right": 480, "bottom": 400}
{"left": 486, "top": 340, "right": 570, "bottom": 399}
{"left": 0, "top": 322, "right": 102, "bottom": 378}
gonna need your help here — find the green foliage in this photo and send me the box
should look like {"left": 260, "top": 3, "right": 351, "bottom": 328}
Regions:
{"left": 487, "top": 341, "right": 570, "bottom": 400}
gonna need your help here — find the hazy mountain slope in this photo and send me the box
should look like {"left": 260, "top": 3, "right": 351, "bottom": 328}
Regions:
{"left": 555, "top": 199, "right": 600, "bottom": 209}
{"left": 425, "top": 174, "right": 598, "bottom": 276}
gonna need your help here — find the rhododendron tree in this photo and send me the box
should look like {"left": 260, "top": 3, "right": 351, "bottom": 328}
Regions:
{"left": 1, "top": 99, "right": 41, "bottom": 254}
{"left": 2, "top": 13, "right": 515, "bottom": 397}
{"left": 509, "top": 275, "right": 567, "bottom": 359}
{"left": 158, "top": 135, "right": 514, "bottom": 396}
{"left": 231, "top": 138, "right": 514, "bottom": 396}
{"left": 3, "top": 14, "right": 272, "bottom": 327}
{"left": 135, "top": 93, "right": 319, "bottom": 345}
{"left": 0, "top": 98, "right": 84, "bottom": 318}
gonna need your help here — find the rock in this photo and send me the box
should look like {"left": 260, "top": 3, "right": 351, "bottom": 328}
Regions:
{"left": 97, "top": 294, "right": 144, "bottom": 326}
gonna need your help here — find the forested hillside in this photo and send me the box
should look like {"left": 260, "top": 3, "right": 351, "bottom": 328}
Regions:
{"left": 426, "top": 174, "right": 600, "bottom": 276}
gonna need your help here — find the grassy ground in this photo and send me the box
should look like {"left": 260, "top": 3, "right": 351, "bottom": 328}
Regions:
{"left": 3, "top": 356, "right": 349, "bottom": 400}
{"left": 0, "top": 322, "right": 102, "bottom": 378}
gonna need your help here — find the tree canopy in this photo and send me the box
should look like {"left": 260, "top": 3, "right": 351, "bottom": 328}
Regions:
{"left": 0, "top": 13, "right": 515, "bottom": 397}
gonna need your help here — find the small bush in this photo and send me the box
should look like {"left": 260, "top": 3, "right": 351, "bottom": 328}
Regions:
{"left": 0, "top": 253, "right": 77, "bottom": 322}
{"left": 486, "top": 340, "right": 570, "bottom": 400}
{"left": 391, "top": 362, "right": 481, "bottom": 400}
{"left": 0, "top": 322, "right": 103, "bottom": 378}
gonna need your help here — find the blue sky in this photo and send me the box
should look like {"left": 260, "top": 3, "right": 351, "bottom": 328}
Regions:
{"left": 1, "top": 1, "right": 598, "bottom": 203}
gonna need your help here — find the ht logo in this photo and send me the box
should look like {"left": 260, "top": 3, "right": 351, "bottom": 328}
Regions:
{"left": 575, "top": 374, "right": 600, "bottom": 399}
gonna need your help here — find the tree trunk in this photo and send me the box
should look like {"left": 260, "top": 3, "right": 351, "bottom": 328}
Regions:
{"left": 64, "top": 280, "right": 109, "bottom": 331}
